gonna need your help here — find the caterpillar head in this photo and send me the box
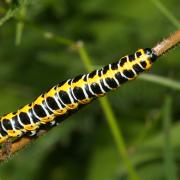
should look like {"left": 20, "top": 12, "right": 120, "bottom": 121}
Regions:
{"left": 135, "top": 48, "right": 157, "bottom": 70}
{"left": 144, "top": 48, "right": 157, "bottom": 63}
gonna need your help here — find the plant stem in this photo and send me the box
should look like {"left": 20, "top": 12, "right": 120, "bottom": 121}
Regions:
{"left": 163, "top": 96, "right": 177, "bottom": 180}
{"left": 151, "top": 0, "right": 180, "bottom": 28}
{"left": 44, "top": 34, "right": 138, "bottom": 179}
{"left": 15, "top": 6, "right": 26, "bottom": 46}
{"left": 77, "top": 43, "right": 138, "bottom": 180}
{"left": 44, "top": 32, "right": 73, "bottom": 46}
{"left": 139, "top": 74, "right": 180, "bottom": 91}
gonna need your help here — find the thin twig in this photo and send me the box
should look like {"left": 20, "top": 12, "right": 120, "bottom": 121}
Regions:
{"left": 153, "top": 30, "right": 180, "bottom": 57}
{"left": 0, "top": 130, "right": 46, "bottom": 161}
{"left": 0, "top": 30, "right": 179, "bottom": 162}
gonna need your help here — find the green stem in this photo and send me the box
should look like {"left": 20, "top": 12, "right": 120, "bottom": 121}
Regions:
{"left": 139, "top": 74, "right": 180, "bottom": 91}
{"left": 77, "top": 42, "right": 93, "bottom": 72}
{"left": 15, "top": 7, "right": 26, "bottom": 46}
{"left": 0, "top": 9, "right": 18, "bottom": 26}
{"left": 0, "top": 0, "right": 33, "bottom": 27}
{"left": 42, "top": 33, "right": 139, "bottom": 178}
{"left": 163, "top": 96, "right": 177, "bottom": 180}
{"left": 150, "top": 0, "right": 180, "bottom": 28}
{"left": 43, "top": 32, "right": 73, "bottom": 46}
{"left": 99, "top": 97, "right": 138, "bottom": 180}
{"left": 43, "top": 30, "right": 139, "bottom": 178}
{"left": 78, "top": 44, "right": 138, "bottom": 180}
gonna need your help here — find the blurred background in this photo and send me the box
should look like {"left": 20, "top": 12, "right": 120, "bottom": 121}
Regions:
{"left": 0, "top": 0, "right": 179, "bottom": 179}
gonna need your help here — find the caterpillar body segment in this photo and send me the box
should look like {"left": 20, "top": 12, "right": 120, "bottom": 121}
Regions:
{"left": 0, "top": 48, "right": 157, "bottom": 144}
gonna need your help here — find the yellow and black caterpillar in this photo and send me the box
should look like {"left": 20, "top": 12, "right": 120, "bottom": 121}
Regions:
{"left": 0, "top": 48, "right": 157, "bottom": 143}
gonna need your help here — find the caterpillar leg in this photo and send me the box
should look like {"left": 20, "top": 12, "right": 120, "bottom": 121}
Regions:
{"left": 50, "top": 120, "right": 56, "bottom": 126}
{"left": 27, "top": 130, "right": 37, "bottom": 137}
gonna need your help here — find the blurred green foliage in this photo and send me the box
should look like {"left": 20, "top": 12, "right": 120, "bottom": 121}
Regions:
{"left": 0, "top": 0, "right": 180, "bottom": 179}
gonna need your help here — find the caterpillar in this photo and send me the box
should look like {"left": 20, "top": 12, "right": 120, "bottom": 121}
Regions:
{"left": 0, "top": 48, "right": 157, "bottom": 144}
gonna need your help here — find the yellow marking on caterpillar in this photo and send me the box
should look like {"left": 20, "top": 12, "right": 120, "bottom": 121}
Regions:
{"left": 7, "top": 130, "right": 22, "bottom": 137}
{"left": 33, "top": 96, "right": 44, "bottom": 105}
{"left": 57, "top": 81, "right": 70, "bottom": 92}
{"left": 87, "top": 74, "right": 99, "bottom": 84}
{"left": 46, "top": 87, "right": 56, "bottom": 97}
{"left": 0, "top": 136, "right": 8, "bottom": 143}
{"left": 40, "top": 115, "right": 55, "bottom": 124}
{"left": 19, "top": 104, "right": 31, "bottom": 113}
{"left": 1, "top": 113, "right": 14, "bottom": 120}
